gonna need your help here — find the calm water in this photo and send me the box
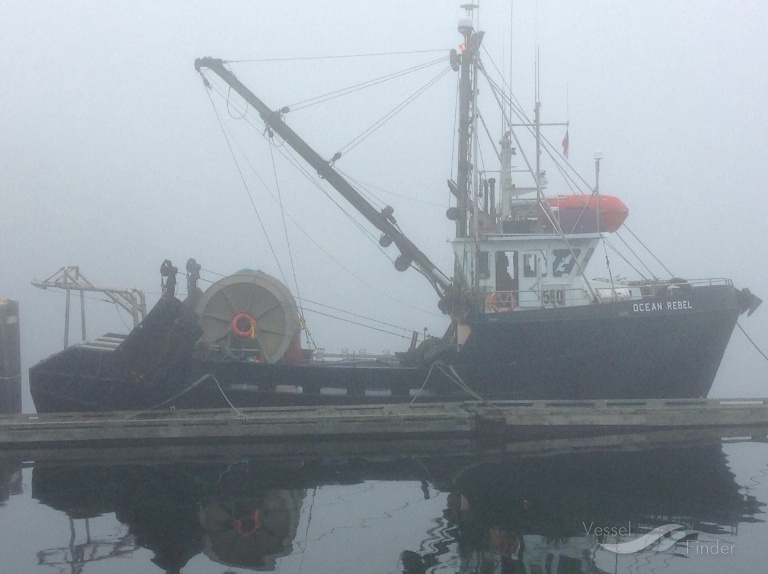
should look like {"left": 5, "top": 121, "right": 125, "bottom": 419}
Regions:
{"left": 1, "top": 433, "right": 767, "bottom": 574}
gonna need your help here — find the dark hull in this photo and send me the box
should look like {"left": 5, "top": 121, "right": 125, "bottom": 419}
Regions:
{"left": 464, "top": 283, "right": 742, "bottom": 399}
{"left": 30, "top": 284, "right": 742, "bottom": 413}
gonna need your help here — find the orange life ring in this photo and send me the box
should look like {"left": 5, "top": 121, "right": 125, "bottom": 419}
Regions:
{"left": 489, "top": 292, "right": 516, "bottom": 312}
{"left": 233, "top": 509, "right": 261, "bottom": 537}
{"left": 231, "top": 313, "right": 257, "bottom": 338}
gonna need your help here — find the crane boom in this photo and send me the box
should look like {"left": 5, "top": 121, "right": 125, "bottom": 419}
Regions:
{"left": 195, "top": 58, "right": 453, "bottom": 305}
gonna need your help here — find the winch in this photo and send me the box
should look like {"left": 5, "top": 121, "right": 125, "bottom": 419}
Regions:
{"left": 195, "top": 270, "right": 301, "bottom": 363}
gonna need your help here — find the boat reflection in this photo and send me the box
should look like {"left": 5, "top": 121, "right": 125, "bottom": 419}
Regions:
{"left": 29, "top": 436, "right": 764, "bottom": 573}
{"left": 448, "top": 444, "right": 764, "bottom": 573}
{"left": 0, "top": 461, "right": 22, "bottom": 504}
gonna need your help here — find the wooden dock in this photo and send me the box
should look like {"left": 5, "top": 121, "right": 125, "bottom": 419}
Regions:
{"left": 2, "top": 398, "right": 768, "bottom": 451}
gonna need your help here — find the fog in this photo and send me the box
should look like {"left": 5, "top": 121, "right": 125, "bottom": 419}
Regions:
{"left": 2, "top": 1, "right": 766, "bottom": 412}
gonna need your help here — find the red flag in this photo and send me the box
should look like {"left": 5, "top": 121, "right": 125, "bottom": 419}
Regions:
{"left": 562, "top": 129, "right": 569, "bottom": 159}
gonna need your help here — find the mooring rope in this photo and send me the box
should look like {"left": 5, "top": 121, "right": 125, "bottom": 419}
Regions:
{"left": 123, "top": 373, "right": 246, "bottom": 420}
{"left": 122, "top": 374, "right": 213, "bottom": 418}
{"left": 443, "top": 364, "right": 486, "bottom": 402}
{"left": 737, "top": 321, "right": 768, "bottom": 363}
{"left": 410, "top": 360, "right": 490, "bottom": 405}
{"left": 409, "top": 361, "right": 441, "bottom": 404}
{"left": 209, "top": 374, "right": 247, "bottom": 420}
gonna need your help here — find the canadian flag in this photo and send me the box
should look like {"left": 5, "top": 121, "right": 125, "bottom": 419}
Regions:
{"left": 562, "top": 128, "right": 570, "bottom": 159}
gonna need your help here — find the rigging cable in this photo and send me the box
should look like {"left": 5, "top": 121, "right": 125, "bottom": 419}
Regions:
{"left": 201, "top": 71, "right": 447, "bottom": 322}
{"left": 526, "top": 105, "right": 675, "bottom": 280}
{"left": 482, "top": 69, "right": 585, "bottom": 195}
{"left": 607, "top": 233, "right": 656, "bottom": 280}
{"left": 272, "top": 138, "right": 387, "bottom": 246}
{"left": 450, "top": 70, "right": 460, "bottom": 184}
{"left": 256, "top": 138, "right": 444, "bottom": 317}
{"left": 476, "top": 61, "right": 598, "bottom": 298}
{"left": 228, "top": 48, "right": 449, "bottom": 64}
{"left": 474, "top": 107, "right": 501, "bottom": 164}
{"left": 285, "top": 57, "right": 447, "bottom": 112}
{"left": 221, "top": 59, "right": 450, "bottom": 210}
{"left": 200, "top": 268, "right": 226, "bottom": 280}
{"left": 602, "top": 238, "right": 650, "bottom": 280}
{"left": 621, "top": 224, "right": 675, "bottom": 278}
{"left": 203, "top": 77, "right": 288, "bottom": 283}
{"left": 217, "top": 80, "right": 381, "bottom": 243}
{"left": 601, "top": 233, "right": 616, "bottom": 290}
{"left": 205, "top": 67, "right": 435, "bottom": 254}
{"left": 205, "top": 76, "right": 383, "bottom": 250}
{"left": 244, "top": 102, "right": 450, "bottom": 300}
{"left": 112, "top": 301, "right": 131, "bottom": 331}
{"left": 478, "top": 57, "right": 679, "bottom": 280}
{"left": 334, "top": 166, "right": 388, "bottom": 211}
{"left": 301, "top": 297, "right": 427, "bottom": 335}
{"left": 480, "top": 52, "right": 590, "bottom": 193}
{"left": 211, "top": 82, "right": 414, "bottom": 324}
{"left": 268, "top": 142, "right": 313, "bottom": 347}
{"left": 334, "top": 170, "right": 446, "bottom": 208}
{"left": 302, "top": 307, "right": 412, "bottom": 340}
{"left": 333, "top": 65, "right": 452, "bottom": 161}
{"left": 736, "top": 322, "right": 768, "bottom": 363}
{"left": 624, "top": 223, "right": 675, "bottom": 277}
{"left": 225, "top": 84, "right": 248, "bottom": 119}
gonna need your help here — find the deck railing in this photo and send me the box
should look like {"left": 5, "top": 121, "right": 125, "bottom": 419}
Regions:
{"left": 481, "top": 277, "right": 734, "bottom": 312}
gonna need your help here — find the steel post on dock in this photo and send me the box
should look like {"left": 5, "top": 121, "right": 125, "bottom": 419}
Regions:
{"left": 0, "top": 300, "right": 21, "bottom": 415}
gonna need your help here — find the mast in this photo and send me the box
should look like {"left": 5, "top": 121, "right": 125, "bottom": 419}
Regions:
{"left": 454, "top": 7, "right": 484, "bottom": 239}
{"left": 455, "top": 16, "right": 473, "bottom": 240}
{"left": 195, "top": 58, "right": 453, "bottom": 306}
{"left": 453, "top": 5, "right": 484, "bottom": 301}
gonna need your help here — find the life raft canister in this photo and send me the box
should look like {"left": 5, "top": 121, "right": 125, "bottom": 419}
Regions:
{"left": 231, "top": 312, "right": 257, "bottom": 338}
{"left": 489, "top": 292, "right": 516, "bottom": 312}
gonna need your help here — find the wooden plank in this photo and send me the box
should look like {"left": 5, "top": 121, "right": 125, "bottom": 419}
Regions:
{"left": 2, "top": 398, "right": 768, "bottom": 449}
{"left": 488, "top": 398, "right": 768, "bottom": 428}
{"left": 0, "top": 403, "right": 475, "bottom": 447}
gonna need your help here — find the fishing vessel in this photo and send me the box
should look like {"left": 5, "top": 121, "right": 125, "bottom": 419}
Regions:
{"left": 30, "top": 8, "right": 761, "bottom": 413}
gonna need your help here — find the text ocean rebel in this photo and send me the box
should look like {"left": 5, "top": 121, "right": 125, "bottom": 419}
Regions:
{"left": 632, "top": 300, "right": 693, "bottom": 313}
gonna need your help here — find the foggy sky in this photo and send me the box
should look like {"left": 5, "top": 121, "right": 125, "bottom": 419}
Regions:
{"left": 2, "top": 0, "right": 767, "bottom": 412}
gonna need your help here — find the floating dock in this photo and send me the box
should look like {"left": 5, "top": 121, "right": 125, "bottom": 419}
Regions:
{"left": 2, "top": 398, "right": 768, "bottom": 452}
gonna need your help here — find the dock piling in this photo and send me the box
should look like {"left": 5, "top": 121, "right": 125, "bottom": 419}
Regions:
{"left": 0, "top": 300, "right": 21, "bottom": 415}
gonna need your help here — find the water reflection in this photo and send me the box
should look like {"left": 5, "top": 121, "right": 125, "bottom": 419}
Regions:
{"left": 23, "top": 436, "right": 766, "bottom": 573}
{"left": 0, "top": 461, "right": 22, "bottom": 503}
{"left": 36, "top": 517, "right": 137, "bottom": 573}
{"left": 450, "top": 445, "right": 764, "bottom": 573}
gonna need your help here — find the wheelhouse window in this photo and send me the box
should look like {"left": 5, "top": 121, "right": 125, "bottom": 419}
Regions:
{"left": 552, "top": 248, "right": 581, "bottom": 277}
{"left": 523, "top": 253, "right": 538, "bottom": 277}
{"left": 495, "top": 251, "right": 517, "bottom": 291}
